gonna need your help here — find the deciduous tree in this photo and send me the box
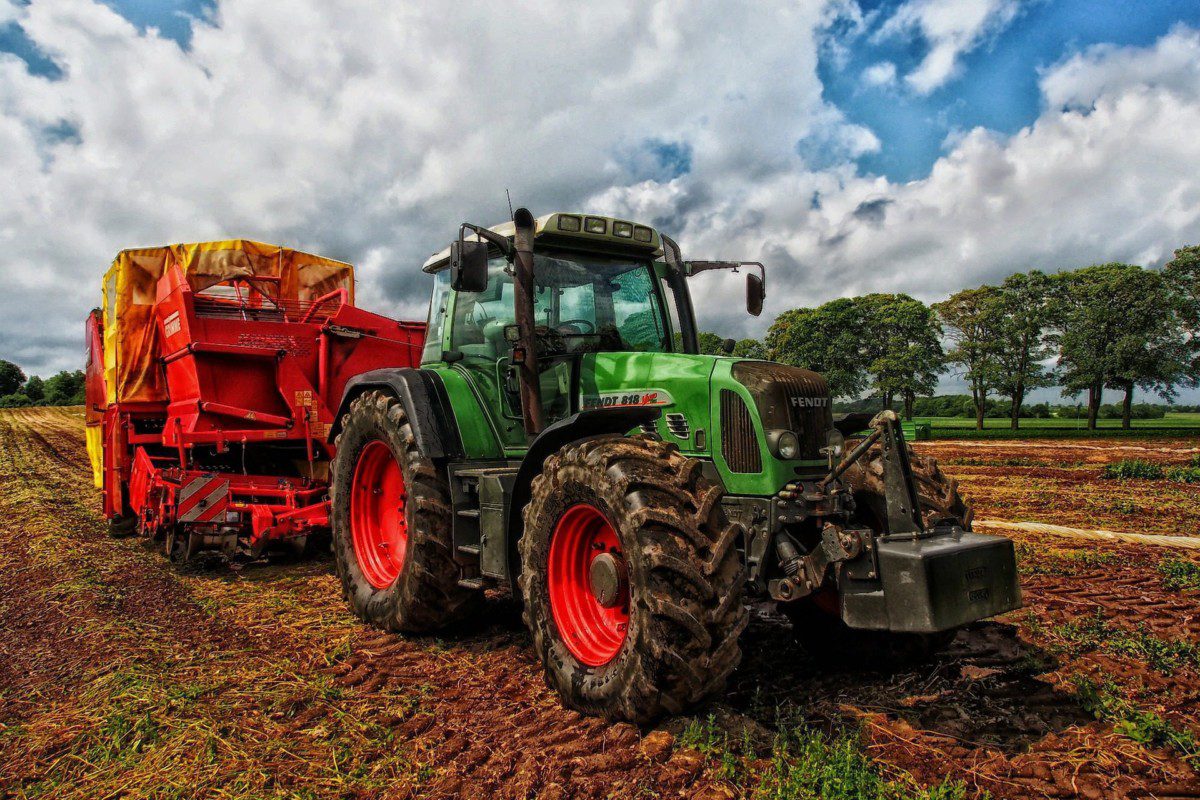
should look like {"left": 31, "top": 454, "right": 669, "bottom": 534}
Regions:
{"left": 0, "top": 360, "right": 25, "bottom": 396}
{"left": 934, "top": 286, "right": 1002, "bottom": 430}
{"left": 732, "top": 338, "right": 766, "bottom": 359}
{"left": 1104, "top": 268, "right": 1192, "bottom": 428}
{"left": 43, "top": 370, "right": 86, "bottom": 406}
{"left": 1164, "top": 244, "right": 1200, "bottom": 376}
{"left": 766, "top": 299, "right": 870, "bottom": 400}
{"left": 994, "top": 271, "right": 1054, "bottom": 429}
{"left": 1051, "top": 264, "right": 1189, "bottom": 430}
{"left": 23, "top": 375, "right": 44, "bottom": 403}
{"left": 859, "top": 294, "right": 944, "bottom": 419}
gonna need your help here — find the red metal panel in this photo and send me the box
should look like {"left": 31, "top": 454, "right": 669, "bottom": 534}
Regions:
{"left": 95, "top": 247, "right": 427, "bottom": 546}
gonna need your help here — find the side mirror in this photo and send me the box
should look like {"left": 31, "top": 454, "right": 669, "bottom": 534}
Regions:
{"left": 746, "top": 272, "right": 765, "bottom": 317}
{"left": 450, "top": 239, "right": 489, "bottom": 293}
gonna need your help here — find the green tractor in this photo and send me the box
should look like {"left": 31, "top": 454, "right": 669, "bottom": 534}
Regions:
{"left": 328, "top": 208, "right": 1020, "bottom": 723}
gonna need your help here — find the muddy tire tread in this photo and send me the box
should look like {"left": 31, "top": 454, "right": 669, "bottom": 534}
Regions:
{"left": 330, "top": 390, "right": 476, "bottom": 633}
{"left": 519, "top": 435, "right": 747, "bottom": 724}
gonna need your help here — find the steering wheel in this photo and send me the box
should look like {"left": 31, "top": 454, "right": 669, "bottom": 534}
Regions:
{"left": 557, "top": 318, "right": 596, "bottom": 334}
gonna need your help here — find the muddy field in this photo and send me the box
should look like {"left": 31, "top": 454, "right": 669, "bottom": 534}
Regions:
{"left": 1, "top": 408, "right": 1198, "bottom": 799}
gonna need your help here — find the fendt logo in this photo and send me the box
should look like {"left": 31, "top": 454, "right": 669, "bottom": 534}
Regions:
{"left": 789, "top": 396, "right": 827, "bottom": 409}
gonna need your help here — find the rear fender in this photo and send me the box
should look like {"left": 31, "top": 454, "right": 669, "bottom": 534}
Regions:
{"left": 329, "top": 368, "right": 463, "bottom": 460}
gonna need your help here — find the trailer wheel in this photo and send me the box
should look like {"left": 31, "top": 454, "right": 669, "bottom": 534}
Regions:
{"left": 330, "top": 390, "right": 476, "bottom": 633}
{"left": 107, "top": 514, "right": 137, "bottom": 538}
{"left": 519, "top": 435, "right": 747, "bottom": 724}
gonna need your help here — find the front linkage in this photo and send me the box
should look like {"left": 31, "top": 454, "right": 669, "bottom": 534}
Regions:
{"left": 759, "top": 411, "right": 1021, "bottom": 634}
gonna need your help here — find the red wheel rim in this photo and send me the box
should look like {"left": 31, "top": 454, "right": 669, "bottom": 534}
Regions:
{"left": 349, "top": 440, "right": 408, "bottom": 590}
{"left": 548, "top": 504, "right": 630, "bottom": 667}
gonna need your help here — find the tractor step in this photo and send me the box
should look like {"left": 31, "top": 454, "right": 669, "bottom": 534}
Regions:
{"left": 457, "top": 544, "right": 481, "bottom": 557}
{"left": 457, "top": 577, "right": 485, "bottom": 590}
{"left": 456, "top": 508, "right": 480, "bottom": 519}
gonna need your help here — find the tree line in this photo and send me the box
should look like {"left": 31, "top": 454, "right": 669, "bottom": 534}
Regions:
{"left": 2, "top": 247, "right": 1197, "bottom": 429}
{"left": 700, "top": 245, "right": 1200, "bottom": 430}
{"left": 0, "top": 360, "right": 86, "bottom": 408}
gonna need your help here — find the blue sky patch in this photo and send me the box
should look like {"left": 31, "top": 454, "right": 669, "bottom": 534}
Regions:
{"left": 622, "top": 138, "right": 693, "bottom": 182}
{"left": 0, "top": 0, "right": 213, "bottom": 79}
{"left": 100, "top": 0, "right": 213, "bottom": 48}
{"left": 822, "top": 0, "right": 1200, "bottom": 181}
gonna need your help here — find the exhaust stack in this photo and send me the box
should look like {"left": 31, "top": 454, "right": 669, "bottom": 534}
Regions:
{"left": 511, "top": 208, "right": 545, "bottom": 435}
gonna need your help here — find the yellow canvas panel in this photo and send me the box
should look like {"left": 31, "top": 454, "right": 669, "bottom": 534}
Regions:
{"left": 101, "top": 241, "right": 354, "bottom": 404}
{"left": 85, "top": 425, "right": 103, "bottom": 488}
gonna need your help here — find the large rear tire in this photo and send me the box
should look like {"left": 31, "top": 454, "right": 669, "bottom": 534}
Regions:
{"left": 330, "top": 390, "right": 476, "bottom": 633}
{"left": 519, "top": 435, "right": 747, "bottom": 724}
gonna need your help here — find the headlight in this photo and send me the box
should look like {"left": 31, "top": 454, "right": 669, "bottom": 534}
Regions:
{"left": 767, "top": 429, "right": 800, "bottom": 460}
{"left": 825, "top": 428, "right": 845, "bottom": 459}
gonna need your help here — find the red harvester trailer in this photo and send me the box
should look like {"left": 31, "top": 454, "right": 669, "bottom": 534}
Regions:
{"left": 85, "top": 240, "right": 423, "bottom": 560}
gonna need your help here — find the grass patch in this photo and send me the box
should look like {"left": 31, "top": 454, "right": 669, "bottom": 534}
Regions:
{"left": 943, "top": 457, "right": 1042, "bottom": 468}
{"left": 1102, "top": 460, "right": 1165, "bottom": 480}
{"left": 1073, "top": 678, "right": 1198, "bottom": 768}
{"left": 1013, "top": 543, "right": 1118, "bottom": 577}
{"left": 1165, "top": 466, "right": 1200, "bottom": 483}
{"left": 1052, "top": 612, "right": 1200, "bottom": 674}
{"left": 1102, "top": 458, "right": 1200, "bottom": 483}
{"left": 678, "top": 715, "right": 975, "bottom": 799}
{"left": 1158, "top": 558, "right": 1200, "bottom": 593}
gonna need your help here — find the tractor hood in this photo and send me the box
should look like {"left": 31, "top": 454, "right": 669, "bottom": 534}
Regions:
{"left": 576, "top": 352, "right": 834, "bottom": 496}
{"left": 578, "top": 351, "right": 718, "bottom": 421}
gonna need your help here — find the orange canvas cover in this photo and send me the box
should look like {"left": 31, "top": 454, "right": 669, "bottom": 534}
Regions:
{"left": 102, "top": 240, "right": 354, "bottom": 404}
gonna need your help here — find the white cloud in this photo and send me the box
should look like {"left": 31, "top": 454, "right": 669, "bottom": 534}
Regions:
{"left": 0, "top": 0, "right": 855, "bottom": 374}
{"left": 877, "top": 0, "right": 1022, "bottom": 94}
{"left": 593, "top": 26, "right": 1200, "bottom": 345}
{"left": 1, "top": 0, "right": 1199, "bottom": 400}
{"left": 861, "top": 60, "right": 897, "bottom": 88}
{"left": 1040, "top": 22, "right": 1200, "bottom": 110}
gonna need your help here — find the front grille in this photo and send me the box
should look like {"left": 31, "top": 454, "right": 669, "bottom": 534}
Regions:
{"left": 729, "top": 361, "right": 831, "bottom": 461}
{"left": 772, "top": 372, "right": 830, "bottom": 459}
{"left": 720, "top": 390, "right": 762, "bottom": 473}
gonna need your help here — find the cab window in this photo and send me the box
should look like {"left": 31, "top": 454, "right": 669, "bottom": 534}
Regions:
{"left": 448, "top": 252, "right": 673, "bottom": 358}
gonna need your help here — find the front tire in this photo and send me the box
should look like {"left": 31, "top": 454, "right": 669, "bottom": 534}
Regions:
{"left": 519, "top": 435, "right": 747, "bottom": 724}
{"left": 330, "top": 390, "right": 476, "bottom": 633}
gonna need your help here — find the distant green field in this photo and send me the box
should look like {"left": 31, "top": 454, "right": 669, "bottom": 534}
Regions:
{"left": 923, "top": 412, "right": 1200, "bottom": 439}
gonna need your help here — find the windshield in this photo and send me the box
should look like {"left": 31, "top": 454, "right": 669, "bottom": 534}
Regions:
{"left": 449, "top": 252, "right": 674, "bottom": 359}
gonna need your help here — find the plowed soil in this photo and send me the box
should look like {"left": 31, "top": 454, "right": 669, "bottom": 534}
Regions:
{"left": 1, "top": 409, "right": 1197, "bottom": 799}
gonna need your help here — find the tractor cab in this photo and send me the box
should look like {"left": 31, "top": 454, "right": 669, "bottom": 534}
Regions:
{"left": 418, "top": 211, "right": 764, "bottom": 452}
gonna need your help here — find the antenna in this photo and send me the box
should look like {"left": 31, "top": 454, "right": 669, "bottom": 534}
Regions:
{"left": 506, "top": 189, "right": 514, "bottom": 219}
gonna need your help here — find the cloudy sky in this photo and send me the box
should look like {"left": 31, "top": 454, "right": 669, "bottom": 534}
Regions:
{"left": 2, "top": 0, "right": 1199, "bottom": 402}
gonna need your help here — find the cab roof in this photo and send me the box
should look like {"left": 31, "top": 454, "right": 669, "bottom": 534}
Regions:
{"left": 422, "top": 212, "right": 663, "bottom": 272}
